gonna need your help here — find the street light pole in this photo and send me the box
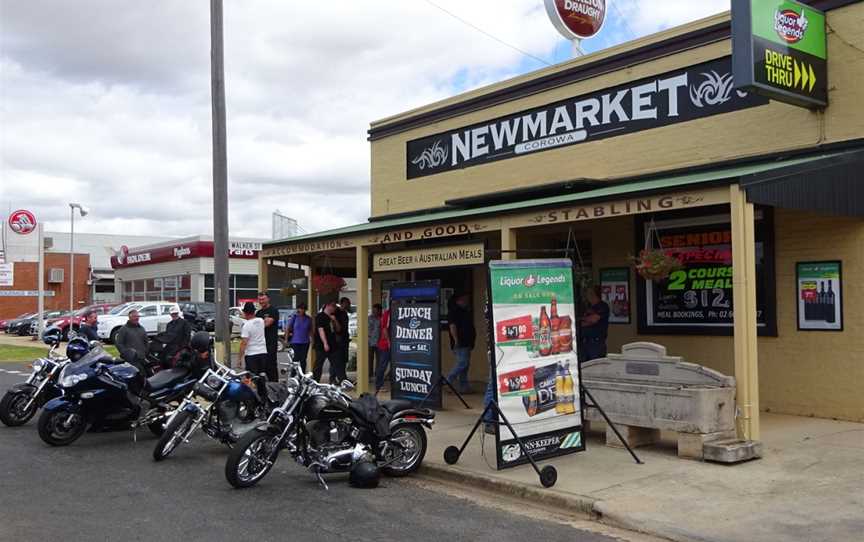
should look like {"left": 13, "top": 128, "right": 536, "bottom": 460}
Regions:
{"left": 68, "top": 203, "right": 88, "bottom": 312}
{"left": 210, "top": 0, "right": 232, "bottom": 365}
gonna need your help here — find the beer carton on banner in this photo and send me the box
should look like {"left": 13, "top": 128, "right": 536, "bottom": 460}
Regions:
{"left": 488, "top": 259, "right": 585, "bottom": 469}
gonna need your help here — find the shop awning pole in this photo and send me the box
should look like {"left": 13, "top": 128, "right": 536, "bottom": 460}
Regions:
{"left": 730, "top": 184, "right": 761, "bottom": 441}
{"left": 356, "top": 246, "right": 370, "bottom": 394}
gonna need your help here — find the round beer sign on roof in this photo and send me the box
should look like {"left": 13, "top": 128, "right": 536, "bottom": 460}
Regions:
{"left": 544, "top": 0, "right": 607, "bottom": 40}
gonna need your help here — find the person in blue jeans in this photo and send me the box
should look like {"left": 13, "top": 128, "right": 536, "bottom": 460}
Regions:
{"left": 446, "top": 292, "right": 475, "bottom": 394}
{"left": 285, "top": 302, "right": 313, "bottom": 372}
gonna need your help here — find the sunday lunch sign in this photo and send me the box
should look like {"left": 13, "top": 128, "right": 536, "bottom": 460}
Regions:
{"left": 407, "top": 56, "right": 768, "bottom": 179}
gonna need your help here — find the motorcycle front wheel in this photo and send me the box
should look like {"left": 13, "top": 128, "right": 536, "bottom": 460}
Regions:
{"left": 382, "top": 424, "right": 427, "bottom": 477}
{"left": 37, "top": 409, "right": 87, "bottom": 446}
{"left": 225, "top": 427, "right": 278, "bottom": 488}
{"left": 0, "top": 387, "right": 38, "bottom": 427}
{"left": 153, "top": 410, "right": 195, "bottom": 461}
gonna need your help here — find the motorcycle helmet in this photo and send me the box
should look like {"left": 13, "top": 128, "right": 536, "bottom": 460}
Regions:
{"left": 42, "top": 326, "right": 63, "bottom": 345}
{"left": 191, "top": 331, "right": 211, "bottom": 353}
{"left": 349, "top": 460, "right": 380, "bottom": 489}
{"left": 66, "top": 337, "right": 90, "bottom": 362}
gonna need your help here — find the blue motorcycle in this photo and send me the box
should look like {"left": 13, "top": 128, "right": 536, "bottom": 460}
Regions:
{"left": 37, "top": 343, "right": 201, "bottom": 446}
{"left": 153, "top": 361, "right": 288, "bottom": 461}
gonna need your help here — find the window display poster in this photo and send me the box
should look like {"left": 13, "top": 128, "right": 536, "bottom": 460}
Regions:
{"left": 488, "top": 259, "right": 584, "bottom": 470}
{"left": 797, "top": 261, "right": 842, "bottom": 331}
{"left": 600, "top": 268, "right": 630, "bottom": 324}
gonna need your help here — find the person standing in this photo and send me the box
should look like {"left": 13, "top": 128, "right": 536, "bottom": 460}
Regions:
{"left": 332, "top": 297, "right": 351, "bottom": 384}
{"left": 256, "top": 292, "right": 280, "bottom": 382}
{"left": 368, "top": 304, "right": 383, "bottom": 382}
{"left": 580, "top": 285, "right": 610, "bottom": 362}
{"left": 115, "top": 309, "right": 149, "bottom": 372}
{"left": 446, "top": 292, "right": 476, "bottom": 394}
{"left": 163, "top": 306, "right": 192, "bottom": 364}
{"left": 374, "top": 305, "right": 391, "bottom": 393}
{"left": 313, "top": 302, "right": 339, "bottom": 383}
{"left": 77, "top": 310, "right": 99, "bottom": 341}
{"left": 285, "top": 302, "right": 313, "bottom": 372}
{"left": 237, "top": 302, "right": 268, "bottom": 376}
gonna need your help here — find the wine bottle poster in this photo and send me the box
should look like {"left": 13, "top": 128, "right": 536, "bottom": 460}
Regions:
{"left": 796, "top": 261, "right": 843, "bottom": 331}
{"left": 600, "top": 268, "right": 631, "bottom": 324}
{"left": 488, "top": 259, "right": 585, "bottom": 470}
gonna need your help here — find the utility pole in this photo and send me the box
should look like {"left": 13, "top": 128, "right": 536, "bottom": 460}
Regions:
{"left": 210, "top": 0, "right": 232, "bottom": 365}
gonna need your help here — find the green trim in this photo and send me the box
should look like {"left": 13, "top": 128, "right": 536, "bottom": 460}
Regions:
{"left": 265, "top": 151, "right": 847, "bottom": 248}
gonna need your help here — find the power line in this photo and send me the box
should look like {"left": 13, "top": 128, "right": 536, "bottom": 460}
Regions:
{"left": 422, "top": 0, "right": 552, "bottom": 66}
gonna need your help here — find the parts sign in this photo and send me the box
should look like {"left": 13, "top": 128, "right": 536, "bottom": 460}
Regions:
{"left": 732, "top": 0, "right": 827, "bottom": 108}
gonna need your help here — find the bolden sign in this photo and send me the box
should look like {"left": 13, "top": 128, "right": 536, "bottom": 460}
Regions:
{"left": 544, "top": 0, "right": 607, "bottom": 40}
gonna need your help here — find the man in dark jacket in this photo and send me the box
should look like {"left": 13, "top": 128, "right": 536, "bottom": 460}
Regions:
{"left": 115, "top": 310, "right": 149, "bottom": 368}
{"left": 77, "top": 310, "right": 100, "bottom": 341}
{"left": 163, "top": 306, "right": 192, "bottom": 363}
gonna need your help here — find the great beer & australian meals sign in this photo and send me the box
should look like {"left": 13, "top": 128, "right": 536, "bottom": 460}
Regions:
{"left": 732, "top": 0, "right": 827, "bottom": 109}
{"left": 407, "top": 57, "right": 768, "bottom": 179}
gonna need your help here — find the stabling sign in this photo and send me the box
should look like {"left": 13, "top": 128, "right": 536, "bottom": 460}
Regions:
{"left": 732, "top": 0, "right": 827, "bottom": 108}
{"left": 373, "top": 243, "right": 484, "bottom": 272}
{"left": 389, "top": 281, "right": 442, "bottom": 409}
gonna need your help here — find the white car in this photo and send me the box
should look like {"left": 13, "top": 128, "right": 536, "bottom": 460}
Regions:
{"left": 97, "top": 301, "right": 181, "bottom": 343}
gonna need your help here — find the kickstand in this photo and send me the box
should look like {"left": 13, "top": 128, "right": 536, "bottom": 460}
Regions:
{"left": 312, "top": 467, "right": 329, "bottom": 491}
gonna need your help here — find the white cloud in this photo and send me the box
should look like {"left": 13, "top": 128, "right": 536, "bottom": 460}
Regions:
{"left": 0, "top": 0, "right": 729, "bottom": 239}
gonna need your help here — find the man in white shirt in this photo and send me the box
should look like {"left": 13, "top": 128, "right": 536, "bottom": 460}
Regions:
{"left": 237, "top": 302, "right": 269, "bottom": 378}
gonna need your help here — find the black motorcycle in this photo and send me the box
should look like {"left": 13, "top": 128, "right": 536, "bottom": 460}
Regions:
{"left": 153, "top": 361, "right": 287, "bottom": 461}
{"left": 37, "top": 343, "right": 202, "bottom": 446}
{"left": 224, "top": 362, "right": 434, "bottom": 489}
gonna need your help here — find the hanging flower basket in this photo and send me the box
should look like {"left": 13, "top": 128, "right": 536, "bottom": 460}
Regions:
{"left": 632, "top": 249, "right": 683, "bottom": 281}
{"left": 312, "top": 274, "right": 346, "bottom": 295}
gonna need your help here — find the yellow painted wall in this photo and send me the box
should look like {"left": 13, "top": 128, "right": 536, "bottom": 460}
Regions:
{"left": 370, "top": 4, "right": 864, "bottom": 217}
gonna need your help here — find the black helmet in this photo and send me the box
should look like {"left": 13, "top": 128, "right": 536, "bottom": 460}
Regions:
{"left": 66, "top": 337, "right": 90, "bottom": 362}
{"left": 42, "top": 326, "right": 63, "bottom": 346}
{"left": 349, "top": 460, "right": 380, "bottom": 489}
{"left": 190, "top": 331, "right": 211, "bottom": 353}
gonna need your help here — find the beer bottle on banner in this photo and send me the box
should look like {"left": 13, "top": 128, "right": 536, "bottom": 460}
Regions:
{"left": 539, "top": 306, "right": 552, "bottom": 356}
{"left": 555, "top": 362, "right": 568, "bottom": 415}
{"left": 804, "top": 286, "right": 812, "bottom": 320}
{"left": 563, "top": 362, "right": 577, "bottom": 414}
{"left": 826, "top": 281, "right": 836, "bottom": 323}
{"left": 550, "top": 295, "right": 560, "bottom": 355}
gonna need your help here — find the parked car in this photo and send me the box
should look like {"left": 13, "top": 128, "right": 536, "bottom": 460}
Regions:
{"left": 3, "top": 313, "right": 35, "bottom": 334}
{"left": 47, "top": 303, "right": 115, "bottom": 340}
{"left": 97, "top": 301, "right": 181, "bottom": 343}
{"left": 179, "top": 302, "right": 216, "bottom": 332}
{"left": 29, "top": 310, "right": 72, "bottom": 336}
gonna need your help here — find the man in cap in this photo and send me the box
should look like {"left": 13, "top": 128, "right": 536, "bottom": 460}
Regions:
{"left": 237, "top": 301, "right": 268, "bottom": 377}
{"left": 163, "top": 305, "right": 192, "bottom": 365}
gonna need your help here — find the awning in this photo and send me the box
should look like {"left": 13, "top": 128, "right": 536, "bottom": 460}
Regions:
{"left": 740, "top": 149, "right": 864, "bottom": 217}
{"left": 264, "top": 150, "right": 854, "bottom": 248}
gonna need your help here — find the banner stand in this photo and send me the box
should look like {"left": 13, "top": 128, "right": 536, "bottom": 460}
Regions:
{"left": 419, "top": 375, "right": 470, "bottom": 409}
{"left": 581, "top": 385, "right": 643, "bottom": 465}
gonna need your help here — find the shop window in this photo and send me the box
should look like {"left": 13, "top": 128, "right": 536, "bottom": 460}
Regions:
{"left": 139, "top": 305, "right": 158, "bottom": 317}
{"left": 204, "top": 274, "right": 214, "bottom": 288}
{"left": 234, "top": 274, "right": 258, "bottom": 289}
{"left": 204, "top": 289, "right": 214, "bottom": 303}
{"left": 177, "top": 290, "right": 192, "bottom": 302}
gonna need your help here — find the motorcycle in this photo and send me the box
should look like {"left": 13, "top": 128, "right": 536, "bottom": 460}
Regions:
{"left": 0, "top": 336, "right": 74, "bottom": 427}
{"left": 37, "top": 343, "right": 201, "bottom": 446}
{"left": 153, "top": 361, "right": 288, "bottom": 461}
{"left": 224, "top": 361, "right": 434, "bottom": 489}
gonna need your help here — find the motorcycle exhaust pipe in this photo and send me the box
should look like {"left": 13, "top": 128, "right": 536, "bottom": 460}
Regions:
{"left": 321, "top": 444, "right": 369, "bottom": 472}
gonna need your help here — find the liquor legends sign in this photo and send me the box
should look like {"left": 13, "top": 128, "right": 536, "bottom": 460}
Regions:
{"left": 112, "top": 240, "right": 261, "bottom": 268}
{"left": 407, "top": 57, "right": 769, "bottom": 179}
{"left": 488, "top": 259, "right": 584, "bottom": 469}
{"left": 389, "top": 281, "right": 442, "bottom": 408}
{"left": 732, "top": 0, "right": 827, "bottom": 108}
{"left": 7, "top": 210, "right": 37, "bottom": 235}
{"left": 544, "top": 0, "right": 607, "bottom": 40}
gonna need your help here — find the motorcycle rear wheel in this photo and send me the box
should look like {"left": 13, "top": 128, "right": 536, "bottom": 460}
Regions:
{"left": 153, "top": 410, "right": 194, "bottom": 461}
{"left": 382, "top": 424, "right": 427, "bottom": 477}
{"left": 225, "top": 427, "right": 278, "bottom": 488}
{"left": 37, "top": 409, "right": 87, "bottom": 446}
{"left": 0, "top": 387, "right": 37, "bottom": 427}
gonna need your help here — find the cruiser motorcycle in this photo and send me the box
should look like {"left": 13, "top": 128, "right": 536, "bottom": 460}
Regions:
{"left": 224, "top": 362, "right": 434, "bottom": 489}
{"left": 0, "top": 333, "right": 83, "bottom": 426}
{"left": 37, "top": 343, "right": 201, "bottom": 446}
{"left": 153, "top": 361, "right": 288, "bottom": 461}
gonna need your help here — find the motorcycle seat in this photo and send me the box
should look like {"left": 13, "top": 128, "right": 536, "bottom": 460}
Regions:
{"left": 380, "top": 399, "right": 414, "bottom": 413}
{"left": 145, "top": 367, "right": 190, "bottom": 391}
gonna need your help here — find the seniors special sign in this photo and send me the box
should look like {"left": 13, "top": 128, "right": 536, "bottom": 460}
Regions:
{"left": 373, "top": 243, "right": 484, "bottom": 272}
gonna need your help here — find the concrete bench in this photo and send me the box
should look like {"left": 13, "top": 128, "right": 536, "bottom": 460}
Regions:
{"left": 581, "top": 342, "right": 736, "bottom": 460}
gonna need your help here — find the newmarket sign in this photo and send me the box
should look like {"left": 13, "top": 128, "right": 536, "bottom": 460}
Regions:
{"left": 407, "top": 57, "right": 769, "bottom": 179}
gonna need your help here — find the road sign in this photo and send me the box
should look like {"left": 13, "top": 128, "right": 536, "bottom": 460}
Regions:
{"left": 732, "top": 0, "right": 827, "bottom": 108}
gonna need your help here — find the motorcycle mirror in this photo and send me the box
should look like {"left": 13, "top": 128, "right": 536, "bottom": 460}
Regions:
{"left": 340, "top": 380, "right": 355, "bottom": 392}
{"left": 89, "top": 340, "right": 102, "bottom": 350}
{"left": 68, "top": 329, "right": 78, "bottom": 340}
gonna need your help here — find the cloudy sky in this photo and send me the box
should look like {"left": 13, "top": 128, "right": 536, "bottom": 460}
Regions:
{"left": 0, "top": 0, "right": 729, "bottom": 240}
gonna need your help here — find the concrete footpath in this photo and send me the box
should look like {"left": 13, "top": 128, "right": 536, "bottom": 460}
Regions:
{"left": 413, "top": 392, "right": 864, "bottom": 542}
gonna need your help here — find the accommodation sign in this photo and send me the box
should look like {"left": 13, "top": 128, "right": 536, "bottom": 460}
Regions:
{"left": 373, "top": 243, "right": 484, "bottom": 272}
{"left": 407, "top": 56, "right": 768, "bottom": 179}
{"left": 732, "top": 0, "right": 827, "bottom": 108}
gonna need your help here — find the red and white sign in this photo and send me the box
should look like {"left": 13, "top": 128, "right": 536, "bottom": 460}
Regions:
{"left": 8, "top": 209, "right": 37, "bottom": 235}
{"left": 544, "top": 0, "right": 607, "bottom": 40}
{"left": 112, "top": 240, "right": 261, "bottom": 268}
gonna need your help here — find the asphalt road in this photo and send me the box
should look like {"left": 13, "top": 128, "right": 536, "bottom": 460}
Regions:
{"left": 0, "top": 364, "right": 639, "bottom": 542}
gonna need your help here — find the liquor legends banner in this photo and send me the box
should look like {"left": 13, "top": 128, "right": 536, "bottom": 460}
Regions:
{"left": 637, "top": 211, "right": 775, "bottom": 335}
{"left": 389, "top": 281, "right": 442, "bottom": 408}
{"left": 600, "top": 268, "right": 630, "bottom": 324}
{"left": 796, "top": 261, "right": 842, "bottom": 331}
{"left": 407, "top": 56, "right": 769, "bottom": 179}
{"left": 488, "top": 259, "right": 584, "bottom": 470}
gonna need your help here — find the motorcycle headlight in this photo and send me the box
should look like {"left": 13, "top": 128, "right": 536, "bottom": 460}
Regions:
{"left": 205, "top": 374, "right": 226, "bottom": 390}
{"left": 60, "top": 373, "right": 87, "bottom": 388}
{"left": 32, "top": 359, "right": 46, "bottom": 372}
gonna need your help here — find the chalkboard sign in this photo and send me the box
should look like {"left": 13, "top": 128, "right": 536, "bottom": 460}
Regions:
{"left": 389, "top": 281, "right": 441, "bottom": 408}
